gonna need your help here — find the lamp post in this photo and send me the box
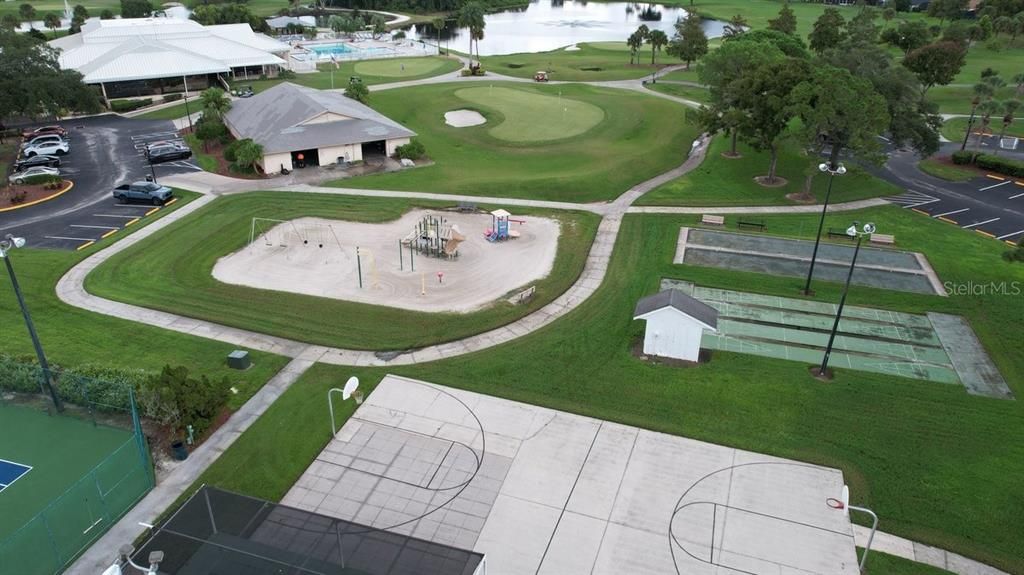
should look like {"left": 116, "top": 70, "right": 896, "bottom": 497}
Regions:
{"left": 816, "top": 222, "right": 876, "bottom": 379}
{"left": 960, "top": 95, "right": 981, "bottom": 152}
{"left": 802, "top": 161, "right": 846, "bottom": 296}
{"left": 182, "top": 75, "right": 194, "bottom": 133}
{"left": 1, "top": 235, "right": 63, "bottom": 412}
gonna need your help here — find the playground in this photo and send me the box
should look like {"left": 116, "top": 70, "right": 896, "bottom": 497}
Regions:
{"left": 282, "top": 375, "right": 860, "bottom": 574}
{"left": 212, "top": 209, "right": 560, "bottom": 313}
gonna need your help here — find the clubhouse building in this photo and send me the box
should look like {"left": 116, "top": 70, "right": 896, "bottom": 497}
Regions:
{"left": 49, "top": 18, "right": 290, "bottom": 101}
{"left": 223, "top": 82, "right": 416, "bottom": 175}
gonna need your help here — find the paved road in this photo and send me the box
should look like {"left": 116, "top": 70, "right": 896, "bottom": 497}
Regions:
{"left": 878, "top": 143, "right": 1024, "bottom": 244}
{"left": 0, "top": 115, "right": 201, "bottom": 250}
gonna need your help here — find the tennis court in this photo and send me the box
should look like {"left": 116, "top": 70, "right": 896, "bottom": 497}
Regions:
{"left": 661, "top": 281, "right": 1012, "bottom": 397}
{"left": 675, "top": 228, "right": 946, "bottom": 295}
{"left": 0, "top": 458, "right": 32, "bottom": 492}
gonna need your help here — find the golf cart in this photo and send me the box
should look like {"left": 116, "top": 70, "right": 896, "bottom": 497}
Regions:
{"left": 233, "top": 85, "right": 254, "bottom": 98}
{"left": 534, "top": 71, "right": 549, "bottom": 82}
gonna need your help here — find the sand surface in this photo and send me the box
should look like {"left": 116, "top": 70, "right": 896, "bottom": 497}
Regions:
{"left": 444, "top": 109, "right": 486, "bottom": 127}
{"left": 212, "top": 210, "right": 560, "bottom": 313}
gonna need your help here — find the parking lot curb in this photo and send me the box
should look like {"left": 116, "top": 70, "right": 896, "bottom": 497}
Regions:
{"left": 0, "top": 180, "right": 74, "bottom": 213}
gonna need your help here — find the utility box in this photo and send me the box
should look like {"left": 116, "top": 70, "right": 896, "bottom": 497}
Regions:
{"left": 227, "top": 350, "right": 251, "bottom": 370}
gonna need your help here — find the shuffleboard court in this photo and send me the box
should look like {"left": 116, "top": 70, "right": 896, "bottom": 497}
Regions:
{"left": 283, "top": 375, "right": 860, "bottom": 575}
{"left": 675, "top": 228, "right": 945, "bottom": 295}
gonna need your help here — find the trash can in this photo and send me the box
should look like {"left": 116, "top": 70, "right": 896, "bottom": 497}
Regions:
{"left": 171, "top": 440, "right": 189, "bottom": 461}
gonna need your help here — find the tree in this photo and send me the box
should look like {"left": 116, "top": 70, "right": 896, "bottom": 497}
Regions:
{"left": 194, "top": 116, "right": 226, "bottom": 151}
{"left": 626, "top": 30, "right": 643, "bottom": 65}
{"left": 344, "top": 78, "right": 369, "bottom": 103}
{"left": 882, "top": 7, "right": 896, "bottom": 28}
{"left": 328, "top": 15, "right": 347, "bottom": 37}
{"left": 791, "top": 65, "right": 890, "bottom": 176}
{"left": 928, "top": 0, "right": 967, "bottom": 25}
{"left": 767, "top": 1, "right": 797, "bottom": 35}
{"left": 846, "top": 6, "right": 880, "bottom": 45}
{"left": 1, "top": 14, "right": 20, "bottom": 31}
{"left": 199, "top": 87, "right": 231, "bottom": 118}
{"left": 667, "top": 13, "right": 708, "bottom": 69}
{"left": 892, "top": 0, "right": 912, "bottom": 12}
{"left": 120, "top": 0, "right": 153, "bottom": 18}
{"left": 431, "top": 17, "right": 445, "bottom": 52}
{"left": 809, "top": 8, "right": 846, "bottom": 54}
{"left": 43, "top": 13, "right": 60, "bottom": 38}
{"left": 903, "top": 42, "right": 966, "bottom": 98}
{"left": 233, "top": 139, "right": 263, "bottom": 172}
{"left": 73, "top": 4, "right": 89, "bottom": 20}
{"left": 18, "top": 3, "right": 36, "bottom": 23}
{"left": 648, "top": 29, "right": 667, "bottom": 65}
{"left": 371, "top": 14, "right": 387, "bottom": 39}
{"left": 1014, "top": 72, "right": 1024, "bottom": 96}
{"left": 734, "top": 58, "right": 812, "bottom": 184}
{"left": 730, "top": 29, "right": 808, "bottom": 59}
{"left": 457, "top": 2, "right": 485, "bottom": 67}
{"left": 100, "top": 9, "right": 114, "bottom": 19}
{"left": 993, "top": 99, "right": 1022, "bottom": 156}
{"left": 972, "top": 99, "right": 1002, "bottom": 158}
{"left": 881, "top": 20, "right": 932, "bottom": 54}
{"left": 0, "top": 30, "right": 101, "bottom": 121}
{"left": 723, "top": 14, "right": 747, "bottom": 37}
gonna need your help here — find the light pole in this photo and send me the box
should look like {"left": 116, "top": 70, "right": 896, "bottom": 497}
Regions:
{"left": 802, "top": 161, "right": 846, "bottom": 296}
{"left": 816, "top": 222, "right": 875, "bottom": 379}
{"left": 182, "top": 75, "right": 194, "bottom": 133}
{"left": 1, "top": 234, "right": 63, "bottom": 412}
{"left": 960, "top": 95, "right": 981, "bottom": 152}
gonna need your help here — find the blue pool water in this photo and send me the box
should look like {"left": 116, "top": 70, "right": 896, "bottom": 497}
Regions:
{"left": 308, "top": 42, "right": 356, "bottom": 56}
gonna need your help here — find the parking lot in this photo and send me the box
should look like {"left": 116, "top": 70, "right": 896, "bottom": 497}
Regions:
{"left": 0, "top": 114, "right": 201, "bottom": 250}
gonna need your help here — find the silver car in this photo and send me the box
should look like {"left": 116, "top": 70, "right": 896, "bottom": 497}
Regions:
{"left": 11, "top": 166, "right": 60, "bottom": 184}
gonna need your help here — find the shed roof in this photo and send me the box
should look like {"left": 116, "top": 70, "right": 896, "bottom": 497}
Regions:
{"left": 223, "top": 82, "right": 416, "bottom": 154}
{"left": 633, "top": 289, "right": 719, "bottom": 329}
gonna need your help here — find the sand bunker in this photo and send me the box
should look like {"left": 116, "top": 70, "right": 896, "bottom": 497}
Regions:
{"left": 212, "top": 210, "right": 560, "bottom": 313}
{"left": 444, "top": 109, "right": 486, "bottom": 127}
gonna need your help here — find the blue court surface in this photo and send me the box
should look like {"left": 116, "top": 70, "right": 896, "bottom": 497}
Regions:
{"left": 0, "top": 458, "right": 32, "bottom": 492}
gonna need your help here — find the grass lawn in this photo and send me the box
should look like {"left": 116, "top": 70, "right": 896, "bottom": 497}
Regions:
{"left": 657, "top": 68, "right": 701, "bottom": 83}
{"left": 230, "top": 57, "right": 463, "bottom": 93}
{"left": 926, "top": 85, "right": 1019, "bottom": 116}
{"left": 182, "top": 134, "right": 217, "bottom": 173}
{"left": 481, "top": 42, "right": 673, "bottom": 82}
{"left": 0, "top": 0, "right": 118, "bottom": 18}
{"left": 646, "top": 82, "right": 710, "bottom": 104}
{"left": 0, "top": 191, "right": 289, "bottom": 411}
{"left": 865, "top": 551, "right": 954, "bottom": 574}
{"left": 332, "top": 82, "right": 697, "bottom": 203}
{"left": 454, "top": 86, "right": 605, "bottom": 142}
{"left": 638, "top": 136, "right": 901, "bottom": 206}
{"left": 918, "top": 157, "right": 977, "bottom": 182}
{"left": 193, "top": 204, "right": 1024, "bottom": 573}
{"left": 940, "top": 117, "right": 1024, "bottom": 146}
{"left": 84, "top": 192, "right": 599, "bottom": 350}
{"left": 133, "top": 102, "right": 192, "bottom": 121}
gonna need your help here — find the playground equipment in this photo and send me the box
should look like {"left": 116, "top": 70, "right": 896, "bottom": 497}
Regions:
{"left": 249, "top": 217, "right": 343, "bottom": 251}
{"left": 400, "top": 214, "right": 464, "bottom": 259}
{"left": 485, "top": 209, "right": 523, "bottom": 242}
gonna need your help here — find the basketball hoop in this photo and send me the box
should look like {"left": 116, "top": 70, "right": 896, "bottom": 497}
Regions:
{"left": 825, "top": 497, "right": 845, "bottom": 510}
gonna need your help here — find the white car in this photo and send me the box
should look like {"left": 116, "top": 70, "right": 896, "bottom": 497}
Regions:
{"left": 23, "top": 140, "right": 69, "bottom": 157}
{"left": 11, "top": 166, "right": 60, "bottom": 184}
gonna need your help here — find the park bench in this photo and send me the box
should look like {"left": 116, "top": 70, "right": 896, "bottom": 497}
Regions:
{"left": 701, "top": 214, "right": 725, "bottom": 226}
{"left": 457, "top": 201, "right": 477, "bottom": 212}
{"left": 737, "top": 219, "right": 767, "bottom": 232}
{"left": 828, "top": 228, "right": 855, "bottom": 240}
{"left": 870, "top": 233, "right": 896, "bottom": 245}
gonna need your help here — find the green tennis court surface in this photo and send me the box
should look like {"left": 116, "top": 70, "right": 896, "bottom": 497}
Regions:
{"left": 0, "top": 403, "right": 150, "bottom": 574}
{"left": 661, "top": 281, "right": 1008, "bottom": 394}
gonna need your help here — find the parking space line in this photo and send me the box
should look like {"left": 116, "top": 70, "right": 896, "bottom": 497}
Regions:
{"left": 76, "top": 241, "right": 95, "bottom": 251}
{"left": 962, "top": 218, "right": 1000, "bottom": 229}
{"left": 979, "top": 180, "right": 1011, "bottom": 191}
{"left": 985, "top": 174, "right": 1005, "bottom": 181}
{"left": 46, "top": 235, "right": 96, "bottom": 242}
{"left": 933, "top": 208, "right": 969, "bottom": 218}
{"left": 94, "top": 214, "right": 140, "bottom": 218}
{"left": 101, "top": 229, "right": 118, "bottom": 239}
{"left": 145, "top": 207, "right": 161, "bottom": 216}
{"left": 125, "top": 218, "right": 140, "bottom": 227}
{"left": 1009, "top": 192, "right": 1024, "bottom": 200}
{"left": 70, "top": 224, "right": 119, "bottom": 230}
{"left": 997, "top": 230, "right": 1024, "bottom": 240}
{"left": 906, "top": 198, "right": 940, "bottom": 208}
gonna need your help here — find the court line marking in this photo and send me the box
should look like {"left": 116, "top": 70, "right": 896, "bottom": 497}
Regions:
{"left": 962, "top": 218, "right": 1000, "bottom": 229}
{"left": 0, "top": 458, "right": 32, "bottom": 493}
{"left": 70, "top": 224, "right": 119, "bottom": 230}
{"left": 45, "top": 235, "right": 95, "bottom": 241}
{"left": 997, "top": 229, "right": 1024, "bottom": 240}
{"left": 979, "top": 180, "right": 1011, "bottom": 191}
{"left": 933, "top": 208, "right": 969, "bottom": 218}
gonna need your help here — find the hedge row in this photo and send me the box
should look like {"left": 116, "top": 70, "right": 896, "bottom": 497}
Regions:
{"left": 110, "top": 98, "right": 154, "bottom": 113}
{"left": 952, "top": 151, "right": 1024, "bottom": 178}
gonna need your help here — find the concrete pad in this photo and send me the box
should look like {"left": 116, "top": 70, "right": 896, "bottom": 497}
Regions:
{"left": 283, "top": 375, "right": 859, "bottom": 575}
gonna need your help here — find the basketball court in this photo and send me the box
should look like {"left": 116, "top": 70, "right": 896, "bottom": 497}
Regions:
{"left": 281, "top": 375, "right": 862, "bottom": 575}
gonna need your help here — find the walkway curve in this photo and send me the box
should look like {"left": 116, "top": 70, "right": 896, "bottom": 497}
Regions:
{"left": 56, "top": 136, "right": 888, "bottom": 368}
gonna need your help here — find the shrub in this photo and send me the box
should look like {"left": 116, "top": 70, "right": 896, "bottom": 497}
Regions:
{"left": 18, "top": 174, "right": 62, "bottom": 186}
{"left": 110, "top": 98, "right": 153, "bottom": 112}
{"left": 278, "top": 69, "right": 297, "bottom": 80}
{"left": 974, "top": 153, "right": 1024, "bottom": 178}
{"left": 951, "top": 150, "right": 974, "bottom": 165}
{"left": 0, "top": 355, "right": 151, "bottom": 414}
{"left": 395, "top": 138, "right": 426, "bottom": 160}
{"left": 223, "top": 140, "right": 241, "bottom": 163}
{"left": 163, "top": 93, "right": 183, "bottom": 103}
{"left": 344, "top": 79, "right": 370, "bottom": 103}
{"left": 139, "top": 365, "right": 230, "bottom": 436}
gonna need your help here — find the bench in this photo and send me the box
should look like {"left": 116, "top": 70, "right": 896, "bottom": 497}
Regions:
{"left": 457, "top": 201, "right": 477, "bottom": 212}
{"left": 701, "top": 214, "right": 725, "bottom": 226}
{"left": 870, "top": 233, "right": 896, "bottom": 245}
{"left": 828, "top": 227, "right": 855, "bottom": 240}
{"left": 737, "top": 219, "right": 767, "bottom": 231}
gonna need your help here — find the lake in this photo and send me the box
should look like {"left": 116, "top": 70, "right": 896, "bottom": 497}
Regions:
{"left": 403, "top": 0, "right": 726, "bottom": 56}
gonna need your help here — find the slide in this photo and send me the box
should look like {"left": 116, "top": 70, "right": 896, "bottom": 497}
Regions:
{"left": 444, "top": 229, "right": 466, "bottom": 255}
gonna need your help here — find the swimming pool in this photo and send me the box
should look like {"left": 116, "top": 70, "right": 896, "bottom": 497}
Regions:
{"left": 297, "top": 43, "right": 397, "bottom": 61}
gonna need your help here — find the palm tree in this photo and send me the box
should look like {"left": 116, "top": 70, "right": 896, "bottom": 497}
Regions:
{"left": 992, "top": 99, "right": 1022, "bottom": 156}
{"left": 723, "top": 13, "right": 747, "bottom": 37}
{"left": 626, "top": 31, "right": 642, "bottom": 65}
{"left": 1, "top": 13, "right": 20, "bottom": 31}
{"left": 200, "top": 88, "right": 232, "bottom": 119}
{"left": 431, "top": 17, "right": 445, "bottom": 53}
{"left": 972, "top": 100, "right": 1002, "bottom": 159}
{"left": 1013, "top": 72, "right": 1024, "bottom": 97}
{"left": 43, "top": 13, "right": 61, "bottom": 38}
{"left": 648, "top": 29, "right": 667, "bottom": 65}
{"left": 457, "top": 2, "right": 485, "bottom": 69}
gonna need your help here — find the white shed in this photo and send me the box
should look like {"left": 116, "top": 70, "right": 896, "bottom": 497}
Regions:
{"left": 633, "top": 289, "right": 719, "bottom": 362}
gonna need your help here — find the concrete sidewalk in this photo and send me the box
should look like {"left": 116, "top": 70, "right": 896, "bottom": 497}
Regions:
{"left": 853, "top": 525, "right": 1010, "bottom": 575}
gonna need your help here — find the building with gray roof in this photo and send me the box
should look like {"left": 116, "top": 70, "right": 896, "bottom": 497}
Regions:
{"left": 633, "top": 289, "right": 718, "bottom": 362}
{"left": 223, "top": 82, "right": 416, "bottom": 174}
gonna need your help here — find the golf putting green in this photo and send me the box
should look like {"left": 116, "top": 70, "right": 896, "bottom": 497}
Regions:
{"left": 353, "top": 58, "right": 448, "bottom": 77}
{"left": 454, "top": 86, "right": 605, "bottom": 143}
